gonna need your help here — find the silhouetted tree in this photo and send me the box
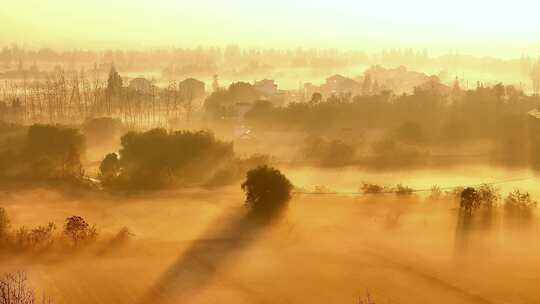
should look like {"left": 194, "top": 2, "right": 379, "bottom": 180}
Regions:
{"left": 23, "top": 124, "right": 86, "bottom": 180}
{"left": 460, "top": 187, "right": 480, "bottom": 214}
{"left": 241, "top": 166, "right": 293, "bottom": 216}
{"left": 63, "top": 216, "right": 97, "bottom": 246}
{"left": 310, "top": 92, "right": 323, "bottom": 104}
{"left": 106, "top": 64, "right": 122, "bottom": 96}
{"left": 83, "top": 117, "right": 123, "bottom": 145}
{"left": 99, "top": 153, "right": 120, "bottom": 182}
{"left": 109, "top": 129, "right": 233, "bottom": 189}
{"left": 204, "top": 82, "right": 258, "bottom": 121}
{"left": 179, "top": 78, "right": 205, "bottom": 122}
{"left": 0, "top": 207, "right": 9, "bottom": 238}
{"left": 0, "top": 272, "right": 46, "bottom": 304}
{"left": 504, "top": 189, "right": 537, "bottom": 219}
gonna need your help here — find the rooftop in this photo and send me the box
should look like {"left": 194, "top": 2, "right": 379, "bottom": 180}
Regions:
{"left": 528, "top": 108, "right": 540, "bottom": 119}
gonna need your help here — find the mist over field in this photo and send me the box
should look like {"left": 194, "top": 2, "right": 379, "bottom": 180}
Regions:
{"left": 2, "top": 2, "right": 540, "bottom": 304}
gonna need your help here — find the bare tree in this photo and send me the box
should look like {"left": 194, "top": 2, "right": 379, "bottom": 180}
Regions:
{"left": 0, "top": 271, "right": 52, "bottom": 304}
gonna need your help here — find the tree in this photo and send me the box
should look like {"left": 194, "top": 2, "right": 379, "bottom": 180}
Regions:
{"left": 23, "top": 124, "right": 86, "bottom": 180}
{"left": 504, "top": 190, "right": 537, "bottom": 218}
{"left": 241, "top": 166, "right": 293, "bottom": 216}
{"left": 99, "top": 153, "right": 120, "bottom": 182}
{"left": 460, "top": 187, "right": 480, "bottom": 214}
{"left": 476, "top": 184, "right": 500, "bottom": 209}
{"left": 106, "top": 64, "right": 122, "bottom": 96}
{"left": 301, "top": 136, "right": 356, "bottom": 167}
{"left": 393, "top": 122, "right": 425, "bottom": 144}
{"left": 212, "top": 74, "right": 220, "bottom": 92}
{"left": 0, "top": 207, "right": 9, "bottom": 238}
{"left": 113, "top": 129, "right": 234, "bottom": 189}
{"left": 0, "top": 272, "right": 42, "bottom": 304}
{"left": 83, "top": 117, "right": 123, "bottom": 145}
{"left": 310, "top": 92, "right": 323, "bottom": 104}
{"left": 61, "top": 146, "right": 84, "bottom": 180}
{"left": 178, "top": 78, "right": 205, "bottom": 122}
{"left": 64, "top": 216, "right": 97, "bottom": 246}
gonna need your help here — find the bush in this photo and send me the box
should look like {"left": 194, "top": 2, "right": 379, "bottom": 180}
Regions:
{"left": 301, "top": 135, "right": 356, "bottom": 167}
{"left": 371, "top": 137, "right": 426, "bottom": 167}
{"left": 14, "top": 223, "right": 56, "bottom": 250}
{"left": 107, "top": 129, "right": 234, "bottom": 189}
{"left": 0, "top": 209, "right": 130, "bottom": 253}
{"left": 476, "top": 184, "right": 500, "bottom": 209}
{"left": 360, "top": 182, "right": 387, "bottom": 194}
{"left": 427, "top": 185, "right": 443, "bottom": 200}
{"left": 0, "top": 207, "right": 9, "bottom": 238}
{"left": 313, "top": 185, "right": 337, "bottom": 194}
{"left": 458, "top": 185, "right": 500, "bottom": 213}
{"left": 22, "top": 124, "right": 86, "bottom": 180}
{"left": 395, "top": 184, "right": 414, "bottom": 196}
{"left": 207, "top": 154, "right": 269, "bottom": 187}
{"left": 0, "top": 124, "right": 86, "bottom": 181}
{"left": 504, "top": 190, "right": 537, "bottom": 218}
{"left": 241, "top": 166, "right": 293, "bottom": 216}
{"left": 358, "top": 291, "right": 376, "bottom": 304}
{"left": 109, "top": 227, "right": 134, "bottom": 247}
{"left": 391, "top": 122, "right": 425, "bottom": 144}
{"left": 25, "top": 124, "right": 85, "bottom": 161}
{"left": 83, "top": 117, "right": 123, "bottom": 145}
{"left": 99, "top": 153, "right": 121, "bottom": 183}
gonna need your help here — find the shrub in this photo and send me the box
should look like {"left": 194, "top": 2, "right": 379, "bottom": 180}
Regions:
{"left": 360, "top": 182, "right": 386, "bottom": 194}
{"left": 504, "top": 190, "right": 537, "bottom": 218}
{"left": 459, "top": 185, "right": 500, "bottom": 213}
{"left": 14, "top": 223, "right": 56, "bottom": 250}
{"left": 83, "top": 117, "right": 123, "bottom": 145}
{"left": 109, "top": 227, "right": 134, "bottom": 247}
{"left": 207, "top": 154, "right": 269, "bottom": 186}
{"left": 427, "top": 185, "right": 443, "bottom": 200}
{"left": 371, "top": 137, "right": 426, "bottom": 167}
{"left": 395, "top": 184, "right": 414, "bottom": 196}
{"left": 22, "top": 124, "right": 86, "bottom": 180}
{"left": 0, "top": 207, "right": 9, "bottom": 238}
{"left": 391, "top": 121, "right": 425, "bottom": 144}
{"left": 313, "top": 185, "right": 336, "bottom": 194}
{"left": 476, "top": 184, "right": 500, "bottom": 209}
{"left": 300, "top": 135, "right": 356, "bottom": 167}
{"left": 99, "top": 153, "right": 121, "bottom": 183}
{"left": 24, "top": 124, "right": 85, "bottom": 161}
{"left": 241, "top": 166, "right": 293, "bottom": 216}
{"left": 358, "top": 291, "right": 376, "bottom": 304}
{"left": 113, "top": 129, "right": 234, "bottom": 189}
{"left": 446, "top": 186, "right": 465, "bottom": 200}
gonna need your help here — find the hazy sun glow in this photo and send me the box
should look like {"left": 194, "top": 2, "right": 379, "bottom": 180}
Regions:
{"left": 1, "top": 0, "right": 540, "bottom": 56}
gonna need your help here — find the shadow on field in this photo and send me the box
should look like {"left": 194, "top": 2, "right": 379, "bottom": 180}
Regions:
{"left": 140, "top": 210, "right": 282, "bottom": 304}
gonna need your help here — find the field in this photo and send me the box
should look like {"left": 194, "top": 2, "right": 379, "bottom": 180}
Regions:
{"left": 2, "top": 165, "right": 539, "bottom": 304}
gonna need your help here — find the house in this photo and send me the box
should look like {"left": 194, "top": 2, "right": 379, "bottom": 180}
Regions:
{"left": 303, "top": 75, "right": 361, "bottom": 101}
{"left": 254, "top": 79, "right": 278, "bottom": 96}
{"left": 323, "top": 74, "right": 361, "bottom": 95}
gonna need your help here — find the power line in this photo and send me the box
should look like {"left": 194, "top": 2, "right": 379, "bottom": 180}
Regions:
{"left": 292, "top": 177, "right": 532, "bottom": 196}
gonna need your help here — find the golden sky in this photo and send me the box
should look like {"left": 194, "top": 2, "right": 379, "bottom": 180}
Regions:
{"left": 2, "top": 0, "right": 540, "bottom": 57}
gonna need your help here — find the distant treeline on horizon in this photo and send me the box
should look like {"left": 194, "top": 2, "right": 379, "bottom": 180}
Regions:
{"left": 0, "top": 44, "right": 537, "bottom": 76}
